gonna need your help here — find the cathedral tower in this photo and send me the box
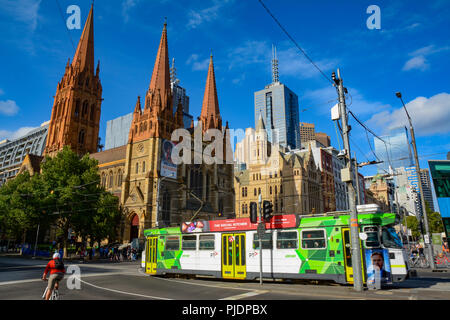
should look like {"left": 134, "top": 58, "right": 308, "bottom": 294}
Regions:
{"left": 45, "top": 4, "right": 102, "bottom": 156}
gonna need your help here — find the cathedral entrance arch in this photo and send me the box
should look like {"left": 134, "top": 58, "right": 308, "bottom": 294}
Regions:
{"left": 130, "top": 214, "right": 139, "bottom": 241}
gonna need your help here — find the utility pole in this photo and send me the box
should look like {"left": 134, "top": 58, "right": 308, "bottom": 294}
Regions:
{"left": 333, "top": 69, "right": 364, "bottom": 291}
{"left": 396, "top": 92, "right": 435, "bottom": 269}
{"left": 354, "top": 153, "right": 361, "bottom": 206}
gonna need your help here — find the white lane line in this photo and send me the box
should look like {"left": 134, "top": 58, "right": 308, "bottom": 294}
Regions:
{"left": 0, "top": 272, "right": 126, "bottom": 286}
{"left": 220, "top": 290, "right": 268, "bottom": 300}
{"left": 78, "top": 278, "right": 172, "bottom": 300}
{"left": 152, "top": 275, "right": 252, "bottom": 291}
{"left": 151, "top": 275, "right": 271, "bottom": 300}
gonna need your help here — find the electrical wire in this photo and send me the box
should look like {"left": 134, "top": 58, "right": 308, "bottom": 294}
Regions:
{"left": 257, "top": 0, "right": 334, "bottom": 85}
{"left": 55, "top": 0, "right": 76, "bottom": 52}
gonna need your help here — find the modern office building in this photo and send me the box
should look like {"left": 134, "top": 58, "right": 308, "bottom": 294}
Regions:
{"left": 104, "top": 113, "right": 133, "bottom": 150}
{"left": 254, "top": 46, "right": 300, "bottom": 150}
{"left": 419, "top": 169, "right": 435, "bottom": 212}
{"left": 428, "top": 160, "right": 450, "bottom": 238}
{"left": 0, "top": 121, "right": 49, "bottom": 186}
{"left": 374, "top": 127, "right": 413, "bottom": 174}
{"left": 299, "top": 122, "right": 315, "bottom": 144}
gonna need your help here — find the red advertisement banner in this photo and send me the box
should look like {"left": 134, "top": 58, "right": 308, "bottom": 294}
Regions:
{"left": 181, "top": 215, "right": 298, "bottom": 233}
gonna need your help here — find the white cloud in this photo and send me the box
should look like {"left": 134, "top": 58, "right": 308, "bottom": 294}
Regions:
{"left": 227, "top": 40, "right": 270, "bottom": 70}
{"left": 186, "top": 0, "right": 234, "bottom": 29}
{"left": 122, "top": 0, "right": 140, "bottom": 23}
{"left": 277, "top": 47, "right": 337, "bottom": 80}
{"left": 402, "top": 45, "right": 450, "bottom": 72}
{"left": 0, "top": 89, "right": 4, "bottom": 95}
{"left": 302, "top": 87, "right": 390, "bottom": 116}
{"left": 186, "top": 54, "right": 210, "bottom": 71}
{"left": 0, "top": 126, "right": 37, "bottom": 141}
{"left": 366, "top": 93, "right": 450, "bottom": 136}
{"left": 0, "top": 99, "right": 19, "bottom": 116}
{"left": 0, "top": 0, "right": 41, "bottom": 31}
{"left": 402, "top": 56, "right": 429, "bottom": 71}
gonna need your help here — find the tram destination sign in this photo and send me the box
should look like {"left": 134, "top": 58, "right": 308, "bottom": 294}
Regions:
{"left": 181, "top": 214, "right": 299, "bottom": 233}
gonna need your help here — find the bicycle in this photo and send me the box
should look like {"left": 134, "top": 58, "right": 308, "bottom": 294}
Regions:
{"left": 42, "top": 279, "right": 61, "bottom": 300}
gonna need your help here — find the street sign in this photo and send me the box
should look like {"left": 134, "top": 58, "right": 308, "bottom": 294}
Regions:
{"left": 257, "top": 223, "right": 265, "bottom": 239}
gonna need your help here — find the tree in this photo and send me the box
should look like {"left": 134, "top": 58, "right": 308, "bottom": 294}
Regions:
{"left": 425, "top": 201, "right": 444, "bottom": 234}
{"left": 0, "top": 172, "right": 47, "bottom": 243}
{"left": 405, "top": 216, "right": 421, "bottom": 240}
{"left": 0, "top": 147, "right": 122, "bottom": 256}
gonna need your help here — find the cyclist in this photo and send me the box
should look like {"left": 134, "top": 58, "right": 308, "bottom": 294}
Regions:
{"left": 42, "top": 252, "right": 66, "bottom": 300}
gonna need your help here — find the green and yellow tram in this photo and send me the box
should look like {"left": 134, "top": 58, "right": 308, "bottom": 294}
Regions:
{"left": 143, "top": 212, "right": 408, "bottom": 284}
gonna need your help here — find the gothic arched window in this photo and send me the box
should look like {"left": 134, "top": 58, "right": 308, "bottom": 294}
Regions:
{"left": 78, "top": 129, "right": 85, "bottom": 144}
{"left": 109, "top": 171, "right": 114, "bottom": 188}
{"left": 90, "top": 104, "right": 95, "bottom": 121}
{"left": 82, "top": 101, "right": 88, "bottom": 118}
{"left": 74, "top": 99, "right": 81, "bottom": 117}
{"left": 117, "top": 170, "right": 123, "bottom": 186}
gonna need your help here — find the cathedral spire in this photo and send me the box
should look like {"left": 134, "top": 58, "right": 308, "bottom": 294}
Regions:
{"left": 200, "top": 54, "right": 221, "bottom": 131}
{"left": 72, "top": 3, "right": 95, "bottom": 73}
{"left": 149, "top": 22, "right": 170, "bottom": 95}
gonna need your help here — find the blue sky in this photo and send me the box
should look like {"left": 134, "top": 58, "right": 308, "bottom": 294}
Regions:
{"left": 0, "top": 0, "right": 449, "bottom": 182}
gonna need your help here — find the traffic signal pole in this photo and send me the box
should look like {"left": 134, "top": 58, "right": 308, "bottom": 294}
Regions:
{"left": 258, "top": 194, "right": 263, "bottom": 285}
{"left": 333, "top": 69, "right": 364, "bottom": 291}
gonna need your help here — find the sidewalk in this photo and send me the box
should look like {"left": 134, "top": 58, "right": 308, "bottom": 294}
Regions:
{"left": 0, "top": 252, "right": 140, "bottom": 265}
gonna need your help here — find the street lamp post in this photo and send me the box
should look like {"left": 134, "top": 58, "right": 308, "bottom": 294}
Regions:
{"left": 395, "top": 92, "right": 435, "bottom": 269}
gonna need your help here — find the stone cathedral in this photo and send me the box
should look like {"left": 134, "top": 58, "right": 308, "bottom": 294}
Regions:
{"left": 29, "top": 5, "right": 235, "bottom": 244}
{"left": 85, "top": 18, "right": 235, "bottom": 242}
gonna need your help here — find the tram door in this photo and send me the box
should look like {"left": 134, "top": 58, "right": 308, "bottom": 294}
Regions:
{"left": 342, "top": 228, "right": 365, "bottom": 283}
{"left": 222, "top": 234, "right": 246, "bottom": 279}
{"left": 145, "top": 237, "right": 158, "bottom": 274}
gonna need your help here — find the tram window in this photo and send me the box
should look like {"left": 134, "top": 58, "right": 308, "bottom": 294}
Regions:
{"left": 277, "top": 231, "right": 298, "bottom": 249}
{"left": 165, "top": 236, "right": 180, "bottom": 251}
{"left": 199, "top": 235, "right": 215, "bottom": 250}
{"left": 363, "top": 226, "right": 380, "bottom": 248}
{"left": 381, "top": 227, "right": 403, "bottom": 249}
{"left": 182, "top": 235, "right": 197, "bottom": 250}
{"left": 253, "top": 233, "right": 273, "bottom": 249}
{"left": 301, "top": 230, "right": 326, "bottom": 249}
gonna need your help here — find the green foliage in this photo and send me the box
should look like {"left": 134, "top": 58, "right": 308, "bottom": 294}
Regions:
{"left": 425, "top": 201, "right": 444, "bottom": 234}
{"left": 0, "top": 146, "right": 122, "bottom": 253}
{"left": 405, "top": 216, "right": 421, "bottom": 239}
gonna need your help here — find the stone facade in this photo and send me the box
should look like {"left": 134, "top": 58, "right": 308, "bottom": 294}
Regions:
{"left": 44, "top": 5, "right": 102, "bottom": 157}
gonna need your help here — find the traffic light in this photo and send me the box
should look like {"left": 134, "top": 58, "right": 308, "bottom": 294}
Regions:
{"left": 263, "top": 200, "right": 273, "bottom": 221}
{"left": 250, "top": 202, "right": 258, "bottom": 224}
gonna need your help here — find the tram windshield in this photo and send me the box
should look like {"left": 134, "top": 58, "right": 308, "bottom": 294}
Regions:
{"left": 381, "top": 227, "right": 403, "bottom": 249}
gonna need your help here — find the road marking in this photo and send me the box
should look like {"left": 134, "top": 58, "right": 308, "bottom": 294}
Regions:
{"left": 78, "top": 278, "right": 172, "bottom": 300}
{"left": 152, "top": 276, "right": 253, "bottom": 291}
{"left": 0, "top": 272, "right": 125, "bottom": 286}
{"left": 220, "top": 290, "right": 268, "bottom": 300}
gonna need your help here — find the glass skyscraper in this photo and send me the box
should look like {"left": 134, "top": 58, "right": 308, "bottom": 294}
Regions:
{"left": 254, "top": 83, "right": 300, "bottom": 150}
{"left": 374, "top": 127, "right": 414, "bottom": 173}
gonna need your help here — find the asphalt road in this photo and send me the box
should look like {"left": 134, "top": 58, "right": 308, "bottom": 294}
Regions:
{"left": 1, "top": 255, "right": 450, "bottom": 300}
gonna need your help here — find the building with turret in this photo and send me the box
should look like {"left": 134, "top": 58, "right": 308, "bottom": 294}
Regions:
{"left": 91, "top": 23, "right": 234, "bottom": 243}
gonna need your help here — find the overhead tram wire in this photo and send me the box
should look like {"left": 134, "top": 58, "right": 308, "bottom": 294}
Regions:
{"left": 55, "top": 0, "right": 76, "bottom": 52}
{"left": 257, "top": 0, "right": 334, "bottom": 86}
